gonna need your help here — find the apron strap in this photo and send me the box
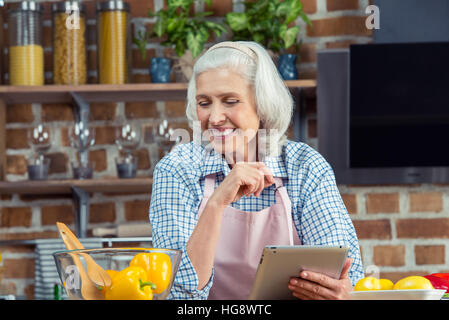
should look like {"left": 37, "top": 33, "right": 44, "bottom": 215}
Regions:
{"left": 274, "top": 178, "right": 295, "bottom": 245}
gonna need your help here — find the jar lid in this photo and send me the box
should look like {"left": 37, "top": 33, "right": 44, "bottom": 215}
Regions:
{"left": 97, "top": 0, "right": 130, "bottom": 12}
{"left": 52, "top": 1, "right": 85, "bottom": 13}
{"left": 8, "top": 1, "right": 42, "bottom": 12}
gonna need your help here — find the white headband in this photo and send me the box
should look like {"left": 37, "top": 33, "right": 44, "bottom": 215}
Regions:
{"left": 207, "top": 41, "right": 258, "bottom": 62}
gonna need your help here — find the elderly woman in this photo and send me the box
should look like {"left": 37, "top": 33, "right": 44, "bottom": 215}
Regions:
{"left": 149, "top": 41, "right": 363, "bottom": 300}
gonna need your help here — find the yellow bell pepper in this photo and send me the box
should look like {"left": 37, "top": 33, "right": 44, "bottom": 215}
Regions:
{"left": 129, "top": 252, "right": 172, "bottom": 294}
{"left": 104, "top": 266, "right": 156, "bottom": 300}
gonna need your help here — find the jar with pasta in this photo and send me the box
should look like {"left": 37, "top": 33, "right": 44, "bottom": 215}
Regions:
{"left": 7, "top": 1, "right": 44, "bottom": 86}
{"left": 52, "top": 1, "right": 87, "bottom": 85}
{"left": 97, "top": 0, "right": 131, "bottom": 84}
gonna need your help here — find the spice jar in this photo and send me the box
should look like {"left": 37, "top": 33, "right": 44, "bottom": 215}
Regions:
{"left": 52, "top": 1, "right": 87, "bottom": 85}
{"left": 7, "top": 1, "right": 43, "bottom": 86}
{"left": 97, "top": 0, "right": 131, "bottom": 84}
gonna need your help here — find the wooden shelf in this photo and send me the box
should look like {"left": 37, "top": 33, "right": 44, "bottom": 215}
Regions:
{"left": 0, "top": 80, "right": 316, "bottom": 104}
{"left": 0, "top": 177, "right": 153, "bottom": 195}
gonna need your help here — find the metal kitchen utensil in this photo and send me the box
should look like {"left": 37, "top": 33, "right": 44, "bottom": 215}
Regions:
{"left": 56, "top": 222, "right": 111, "bottom": 288}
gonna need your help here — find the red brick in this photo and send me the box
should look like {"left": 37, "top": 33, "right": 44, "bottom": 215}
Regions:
{"left": 326, "top": 40, "right": 358, "bottom": 49}
{"left": 89, "top": 203, "right": 116, "bottom": 223}
{"left": 129, "top": 0, "right": 155, "bottom": 18}
{"left": 132, "top": 48, "right": 156, "bottom": 69}
{"left": 307, "top": 16, "right": 373, "bottom": 37}
{"left": 90, "top": 103, "right": 117, "bottom": 121}
{"left": 415, "top": 245, "right": 445, "bottom": 265}
{"left": 6, "top": 104, "right": 34, "bottom": 123}
{"left": 124, "top": 200, "right": 150, "bottom": 221}
{"left": 135, "top": 148, "right": 151, "bottom": 170}
{"left": 373, "top": 245, "right": 405, "bottom": 266}
{"left": 396, "top": 218, "right": 449, "bottom": 238}
{"left": 3, "top": 258, "right": 34, "bottom": 279}
{"left": 0, "top": 231, "right": 59, "bottom": 241}
{"left": 41, "top": 205, "right": 74, "bottom": 226}
{"left": 206, "top": 0, "right": 233, "bottom": 16}
{"left": 352, "top": 219, "right": 391, "bottom": 239}
{"left": 165, "top": 101, "right": 186, "bottom": 118}
{"left": 341, "top": 194, "right": 357, "bottom": 214}
{"left": 366, "top": 193, "right": 399, "bottom": 214}
{"left": 46, "top": 152, "right": 69, "bottom": 174}
{"left": 125, "top": 102, "right": 159, "bottom": 119}
{"left": 94, "top": 126, "right": 117, "bottom": 145}
{"left": 89, "top": 149, "right": 107, "bottom": 172}
{"left": 292, "top": 43, "right": 317, "bottom": 63}
{"left": 6, "top": 129, "right": 29, "bottom": 149}
{"left": 132, "top": 74, "right": 151, "bottom": 84}
{"left": 6, "top": 155, "right": 27, "bottom": 175}
{"left": 409, "top": 192, "right": 443, "bottom": 213}
{"left": 302, "top": 0, "right": 317, "bottom": 14}
{"left": 326, "top": 0, "right": 359, "bottom": 11}
{"left": 42, "top": 103, "right": 74, "bottom": 122}
{"left": 0, "top": 207, "right": 32, "bottom": 227}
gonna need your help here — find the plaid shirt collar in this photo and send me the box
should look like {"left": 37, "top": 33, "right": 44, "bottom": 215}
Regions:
{"left": 200, "top": 144, "right": 288, "bottom": 178}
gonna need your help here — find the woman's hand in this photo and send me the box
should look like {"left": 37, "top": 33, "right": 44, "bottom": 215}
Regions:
{"left": 208, "top": 162, "right": 275, "bottom": 208}
{"left": 288, "top": 258, "right": 354, "bottom": 300}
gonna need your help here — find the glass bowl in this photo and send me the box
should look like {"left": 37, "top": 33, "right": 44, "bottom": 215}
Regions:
{"left": 53, "top": 248, "right": 182, "bottom": 300}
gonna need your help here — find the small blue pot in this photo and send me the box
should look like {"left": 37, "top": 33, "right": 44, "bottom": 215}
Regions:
{"left": 277, "top": 54, "right": 298, "bottom": 80}
{"left": 150, "top": 57, "right": 171, "bottom": 83}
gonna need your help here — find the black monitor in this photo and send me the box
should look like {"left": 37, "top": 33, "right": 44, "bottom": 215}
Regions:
{"left": 318, "top": 42, "right": 449, "bottom": 184}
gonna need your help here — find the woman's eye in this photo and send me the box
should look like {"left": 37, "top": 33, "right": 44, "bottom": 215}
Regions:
{"left": 225, "top": 100, "right": 239, "bottom": 105}
{"left": 198, "top": 101, "right": 210, "bottom": 107}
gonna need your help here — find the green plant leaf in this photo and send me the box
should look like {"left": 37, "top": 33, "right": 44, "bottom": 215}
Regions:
{"left": 166, "top": 18, "right": 179, "bottom": 33}
{"left": 299, "top": 11, "right": 312, "bottom": 26}
{"left": 175, "top": 39, "right": 186, "bottom": 57}
{"left": 153, "top": 16, "right": 167, "bottom": 37}
{"left": 285, "top": 0, "right": 303, "bottom": 24}
{"left": 187, "top": 31, "right": 204, "bottom": 58}
{"left": 253, "top": 33, "right": 265, "bottom": 44}
{"left": 168, "top": 0, "right": 192, "bottom": 10}
{"left": 147, "top": 8, "right": 155, "bottom": 17}
{"left": 282, "top": 26, "right": 299, "bottom": 49}
{"left": 225, "top": 12, "right": 248, "bottom": 32}
{"left": 278, "top": 23, "right": 287, "bottom": 39}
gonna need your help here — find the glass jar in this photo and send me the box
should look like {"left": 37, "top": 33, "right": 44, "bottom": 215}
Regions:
{"left": 7, "top": 1, "right": 43, "bottom": 86}
{"left": 52, "top": 1, "right": 87, "bottom": 85}
{"left": 97, "top": 0, "right": 131, "bottom": 84}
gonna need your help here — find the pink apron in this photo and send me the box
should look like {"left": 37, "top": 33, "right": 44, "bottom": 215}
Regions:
{"left": 197, "top": 173, "right": 301, "bottom": 300}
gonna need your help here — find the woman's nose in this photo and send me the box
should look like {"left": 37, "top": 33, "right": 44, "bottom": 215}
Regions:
{"left": 208, "top": 104, "right": 226, "bottom": 124}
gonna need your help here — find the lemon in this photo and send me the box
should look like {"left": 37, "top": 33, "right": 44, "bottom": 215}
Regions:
{"left": 393, "top": 276, "right": 434, "bottom": 290}
{"left": 354, "top": 276, "right": 382, "bottom": 291}
{"left": 379, "top": 278, "right": 394, "bottom": 290}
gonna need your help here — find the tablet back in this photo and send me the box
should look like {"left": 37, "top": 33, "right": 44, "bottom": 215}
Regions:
{"left": 248, "top": 246, "right": 349, "bottom": 300}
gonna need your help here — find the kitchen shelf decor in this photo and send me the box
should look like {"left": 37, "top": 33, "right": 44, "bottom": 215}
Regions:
{"left": 0, "top": 80, "right": 316, "bottom": 237}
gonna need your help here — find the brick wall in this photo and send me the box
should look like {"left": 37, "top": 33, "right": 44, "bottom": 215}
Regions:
{"left": 1, "top": 0, "right": 441, "bottom": 299}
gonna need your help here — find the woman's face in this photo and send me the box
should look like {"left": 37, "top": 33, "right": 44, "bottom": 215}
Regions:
{"left": 196, "top": 67, "right": 260, "bottom": 162}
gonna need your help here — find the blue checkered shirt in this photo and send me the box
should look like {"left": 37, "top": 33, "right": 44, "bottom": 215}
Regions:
{"left": 149, "top": 140, "right": 364, "bottom": 300}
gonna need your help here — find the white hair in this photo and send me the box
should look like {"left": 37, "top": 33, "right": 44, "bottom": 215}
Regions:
{"left": 185, "top": 41, "right": 293, "bottom": 157}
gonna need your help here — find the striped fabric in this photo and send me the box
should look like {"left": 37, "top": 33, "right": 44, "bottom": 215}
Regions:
{"left": 149, "top": 140, "right": 364, "bottom": 300}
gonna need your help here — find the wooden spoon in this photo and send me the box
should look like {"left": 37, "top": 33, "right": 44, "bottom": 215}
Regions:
{"left": 56, "top": 222, "right": 112, "bottom": 287}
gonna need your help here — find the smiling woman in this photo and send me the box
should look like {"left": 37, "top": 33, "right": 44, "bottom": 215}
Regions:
{"left": 149, "top": 41, "right": 364, "bottom": 301}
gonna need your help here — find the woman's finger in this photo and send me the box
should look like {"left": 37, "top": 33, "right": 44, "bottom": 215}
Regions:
{"left": 299, "top": 270, "right": 338, "bottom": 290}
{"left": 289, "top": 278, "right": 335, "bottom": 300}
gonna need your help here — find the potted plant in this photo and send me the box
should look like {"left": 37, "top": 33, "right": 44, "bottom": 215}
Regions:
{"left": 225, "top": 0, "right": 312, "bottom": 80}
{"left": 134, "top": 0, "right": 227, "bottom": 83}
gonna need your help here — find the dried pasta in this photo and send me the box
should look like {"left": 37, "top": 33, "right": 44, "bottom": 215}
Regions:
{"left": 9, "top": 44, "right": 44, "bottom": 86}
{"left": 53, "top": 12, "right": 87, "bottom": 85}
{"left": 98, "top": 10, "right": 129, "bottom": 84}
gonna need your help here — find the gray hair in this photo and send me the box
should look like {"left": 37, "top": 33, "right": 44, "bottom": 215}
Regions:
{"left": 185, "top": 41, "right": 293, "bottom": 157}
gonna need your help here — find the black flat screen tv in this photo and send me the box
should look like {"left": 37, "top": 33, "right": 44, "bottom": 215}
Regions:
{"left": 317, "top": 42, "right": 449, "bottom": 184}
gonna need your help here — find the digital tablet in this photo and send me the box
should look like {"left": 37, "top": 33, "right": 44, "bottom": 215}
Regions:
{"left": 248, "top": 245, "right": 349, "bottom": 300}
